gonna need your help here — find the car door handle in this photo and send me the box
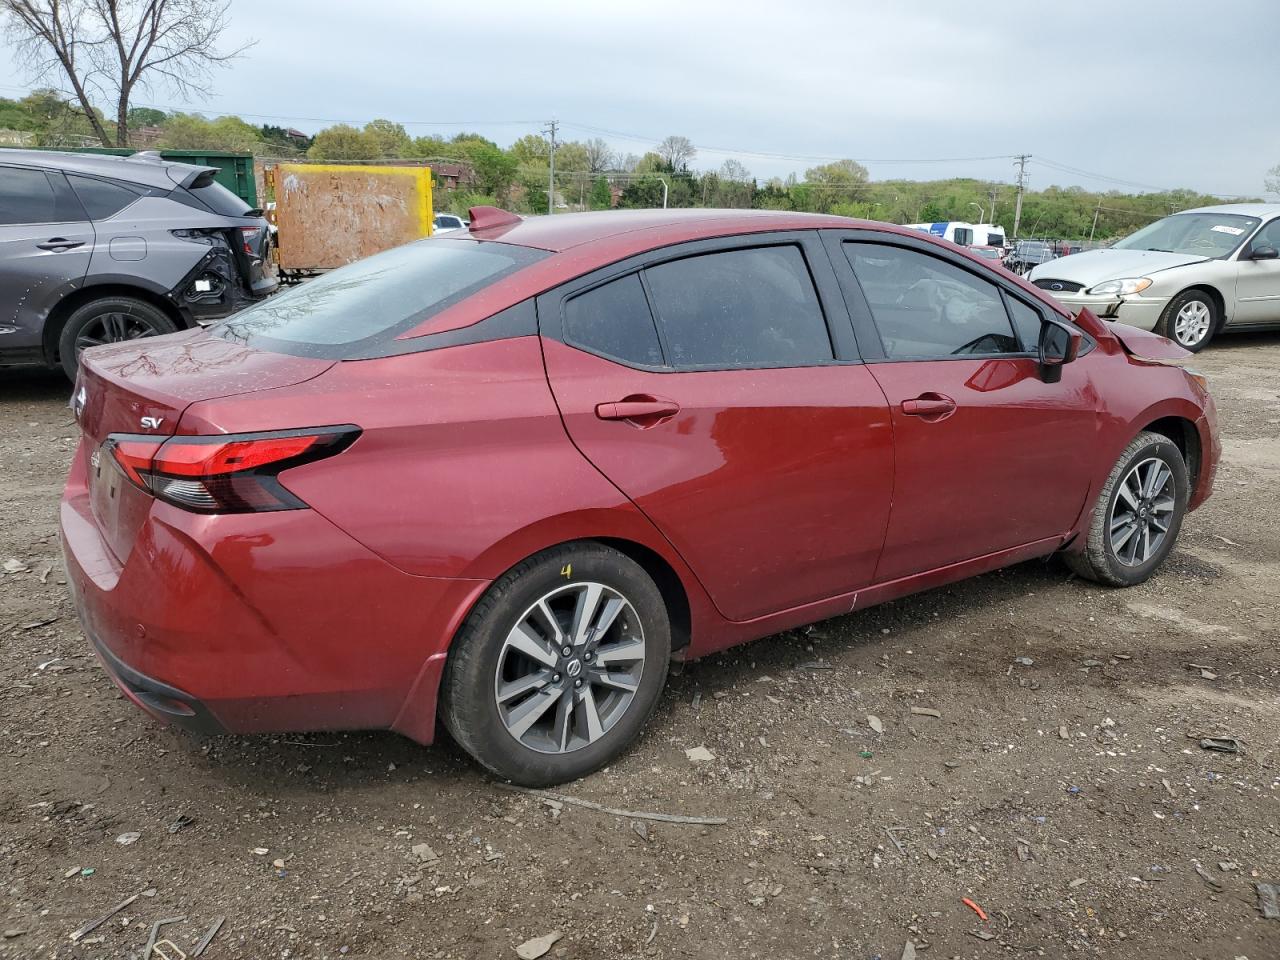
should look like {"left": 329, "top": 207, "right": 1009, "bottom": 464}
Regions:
{"left": 595, "top": 396, "right": 680, "bottom": 424}
{"left": 901, "top": 393, "right": 957, "bottom": 420}
{"left": 36, "top": 238, "right": 86, "bottom": 251}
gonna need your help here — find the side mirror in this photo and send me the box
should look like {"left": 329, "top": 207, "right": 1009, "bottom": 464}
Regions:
{"left": 1250, "top": 244, "right": 1279, "bottom": 260}
{"left": 1039, "top": 321, "right": 1082, "bottom": 383}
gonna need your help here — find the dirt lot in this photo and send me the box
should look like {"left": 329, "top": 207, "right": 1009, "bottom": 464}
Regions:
{"left": 1, "top": 336, "right": 1277, "bottom": 960}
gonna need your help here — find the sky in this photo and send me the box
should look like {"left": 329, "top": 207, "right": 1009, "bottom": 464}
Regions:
{"left": 2, "top": 0, "right": 1278, "bottom": 198}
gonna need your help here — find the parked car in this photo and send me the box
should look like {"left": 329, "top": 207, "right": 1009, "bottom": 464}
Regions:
{"left": 433, "top": 213, "right": 469, "bottom": 234}
{"left": 0, "top": 149, "right": 277, "bottom": 377}
{"left": 1029, "top": 204, "right": 1280, "bottom": 351}
{"left": 62, "top": 207, "right": 1219, "bottom": 786}
{"left": 1005, "top": 239, "right": 1056, "bottom": 275}
{"left": 969, "top": 244, "right": 1009, "bottom": 270}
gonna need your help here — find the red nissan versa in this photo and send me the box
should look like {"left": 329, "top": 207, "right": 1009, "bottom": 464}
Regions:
{"left": 61, "top": 207, "right": 1220, "bottom": 786}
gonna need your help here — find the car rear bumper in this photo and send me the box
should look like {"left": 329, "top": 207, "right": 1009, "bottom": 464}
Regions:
{"left": 1044, "top": 291, "right": 1169, "bottom": 331}
{"left": 60, "top": 442, "right": 489, "bottom": 743}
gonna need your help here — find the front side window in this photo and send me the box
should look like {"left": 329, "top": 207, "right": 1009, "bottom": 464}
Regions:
{"left": 846, "top": 243, "right": 1020, "bottom": 359}
{"left": 0, "top": 167, "right": 58, "bottom": 225}
{"left": 643, "top": 245, "right": 833, "bottom": 368}
{"left": 68, "top": 174, "right": 142, "bottom": 220}
{"left": 1112, "top": 212, "right": 1260, "bottom": 259}
{"left": 564, "top": 273, "right": 662, "bottom": 366}
{"left": 1006, "top": 296, "right": 1043, "bottom": 350}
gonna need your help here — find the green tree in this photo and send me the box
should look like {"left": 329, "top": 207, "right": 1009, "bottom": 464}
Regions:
{"left": 509, "top": 133, "right": 549, "bottom": 166}
{"left": 619, "top": 176, "right": 666, "bottom": 208}
{"left": 363, "top": 118, "right": 410, "bottom": 158}
{"left": 801, "top": 159, "right": 869, "bottom": 213}
{"left": 308, "top": 124, "right": 375, "bottom": 161}
{"left": 158, "top": 113, "right": 257, "bottom": 152}
{"left": 127, "top": 106, "right": 167, "bottom": 128}
{"left": 462, "top": 142, "right": 518, "bottom": 198}
{"left": 589, "top": 176, "right": 612, "bottom": 210}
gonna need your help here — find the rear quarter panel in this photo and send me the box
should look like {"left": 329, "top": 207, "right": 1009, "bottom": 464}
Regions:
{"left": 177, "top": 336, "right": 716, "bottom": 621}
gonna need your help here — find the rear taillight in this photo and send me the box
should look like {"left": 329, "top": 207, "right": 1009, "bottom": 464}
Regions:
{"left": 105, "top": 426, "right": 359, "bottom": 513}
{"left": 240, "top": 226, "right": 261, "bottom": 254}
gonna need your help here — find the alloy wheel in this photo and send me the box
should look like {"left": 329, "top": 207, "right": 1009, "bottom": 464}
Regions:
{"left": 494, "top": 582, "right": 646, "bottom": 754}
{"left": 1108, "top": 456, "right": 1176, "bottom": 566}
{"left": 1172, "top": 300, "right": 1211, "bottom": 348}
{"left": 75, "top": 311, "right": 162, "bottom": 355}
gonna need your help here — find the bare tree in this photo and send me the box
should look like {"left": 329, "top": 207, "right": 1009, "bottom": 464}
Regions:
{"left": 718, "top": 158, "right": 751, "bottom": 182}
{"left": 655, "top": 134, "right": 696, "bottom": 172}
{"left": 2, "top": 0, "right": 251, "bottom": 147}
{"left": 583, "top": 136, "right": 614, "bottom": 174}
{"left": 1267, "top": 163, "right": 1280, "bottom": 197}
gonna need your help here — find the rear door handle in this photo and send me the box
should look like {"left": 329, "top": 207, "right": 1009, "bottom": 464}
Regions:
{"left": 901, "top": 393, "right": 957, "bottom": 419}
{"left": 595, "top": 396, "right": 680, "bottom": 423}
{"left": 37, "top": 238, "right": 86, "bottom": 251}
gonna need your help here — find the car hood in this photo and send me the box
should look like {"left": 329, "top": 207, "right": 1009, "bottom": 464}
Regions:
{"left": 1030, "top": 248, "right": 1208, "bottom": 285}
{"left": 1106, "top": 322, "right": 1191, "bottom": 362}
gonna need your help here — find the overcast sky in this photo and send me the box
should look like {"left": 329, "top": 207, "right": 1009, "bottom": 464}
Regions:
{"left": 3, "top": 0, "right": 1278, "bottom": 197}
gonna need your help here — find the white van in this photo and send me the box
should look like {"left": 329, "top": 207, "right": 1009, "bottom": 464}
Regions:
{"left": 904, "top": 221, "right": 1006, "bottom": 248}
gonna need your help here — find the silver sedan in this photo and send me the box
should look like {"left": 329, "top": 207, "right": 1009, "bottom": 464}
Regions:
{"left": 1029, "top": 203, "right": 1280, "bottom": 351}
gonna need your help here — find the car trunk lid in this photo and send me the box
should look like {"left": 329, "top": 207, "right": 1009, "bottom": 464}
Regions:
{"left": 75, "top": 329, "right": 334, "bottom": 562}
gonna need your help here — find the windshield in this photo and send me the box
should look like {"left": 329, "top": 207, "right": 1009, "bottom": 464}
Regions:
{"left": 216, "top": 238, "right": 547, "bottom": 359}
{"left": 1112, "top": 213, "right": 1260, "bottom": 258}
{"left": 974, "top": 248, "right": 1001, "bottom": 259}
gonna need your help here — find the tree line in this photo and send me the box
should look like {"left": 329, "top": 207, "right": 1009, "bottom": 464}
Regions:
{"left": 0, "top": 90, "right": 1260, "bottom": 240}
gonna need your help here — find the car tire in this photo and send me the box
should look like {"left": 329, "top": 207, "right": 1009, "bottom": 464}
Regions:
{"left": 1157, "top": 289, "right": 1217, "bottom": 352}
{"left": 58, "top": 296, "right": 178, "bottom": 379}
{"left": 1064, "top": 431, "right": 1189, "bottom": 587}
{"left": 440, "top": 542, "right": 671, "bottom": 786}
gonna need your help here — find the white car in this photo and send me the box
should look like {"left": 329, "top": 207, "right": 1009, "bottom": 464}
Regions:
{"left": 433, "top": 213, "right": 469, "bottom": 234}
{"left": 1028, "top": 203, "right": 1280, "bottom": 351}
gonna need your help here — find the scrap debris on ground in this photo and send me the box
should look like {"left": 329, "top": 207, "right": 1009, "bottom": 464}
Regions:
{"left": 2, "top": 336, "right": 1279, "bottom": 957}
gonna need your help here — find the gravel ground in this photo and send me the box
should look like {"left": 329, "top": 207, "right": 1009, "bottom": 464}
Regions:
{"left": 1, "top": 335, "right": 1277, "bottom": 960}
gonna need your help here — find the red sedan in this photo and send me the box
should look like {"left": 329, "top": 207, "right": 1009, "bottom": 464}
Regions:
{"left": 61, "top": 208, "right": 1220, "bottom": 785}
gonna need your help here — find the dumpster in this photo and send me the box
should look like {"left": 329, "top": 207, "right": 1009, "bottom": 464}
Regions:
{"left": 266, "top": 163, "right": 434, "bottom": 273}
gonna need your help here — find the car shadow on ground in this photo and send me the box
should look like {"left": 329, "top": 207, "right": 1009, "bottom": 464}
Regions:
{"left": 181, "top": 555, "right": 1096, "bottom": 793}
{"left": 0, "top": 367, "right": 70, "bottom": 403}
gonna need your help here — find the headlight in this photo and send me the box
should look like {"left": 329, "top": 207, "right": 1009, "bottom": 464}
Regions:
{"left": 1087, "top": 277, "right": 1153, "bottom": 296}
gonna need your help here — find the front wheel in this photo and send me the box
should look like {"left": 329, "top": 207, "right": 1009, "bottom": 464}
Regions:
{"left": 1158, "top": 290, "right": 1217, "bottom": 352}
{"left": 1064, "top": 431, "right": 1189, "bottom": 587}
{"left": 440, "top": 543, "right": 671, "bottom": 786}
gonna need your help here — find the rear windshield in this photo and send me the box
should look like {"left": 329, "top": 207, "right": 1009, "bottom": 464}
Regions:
{"left": 216, "top": 237, "right": 547, "bottom": 359}
{"left": 187, "top": 177, "right": 252, "bottom": 217}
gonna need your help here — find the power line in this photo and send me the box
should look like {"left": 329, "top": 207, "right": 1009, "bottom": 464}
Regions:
{"left": 1034, "top": 155, "right": 1258, "bottom": 200}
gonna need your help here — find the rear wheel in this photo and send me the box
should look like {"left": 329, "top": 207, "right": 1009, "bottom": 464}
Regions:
{"left": 440, "top": 543, "right": 671, "bottom": 786}
{"left": 58, "top": 296, "right": 178, "bottom": 379}
{"left": 1064, "top": 431, "right": 1189, "bottom": 586}
{"left": 1158, "top": 290, "right": 1217, "bottom": 352}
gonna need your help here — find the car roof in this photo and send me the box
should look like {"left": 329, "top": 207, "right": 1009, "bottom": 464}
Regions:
{"left": 469, "top": 208, "right": 875, "bottom": 253}
{"left": 0, "top": 148, "right": 210, "bottom": 191}
{"left": 1179, "top": 202, "right": 1280, "bottom": 219}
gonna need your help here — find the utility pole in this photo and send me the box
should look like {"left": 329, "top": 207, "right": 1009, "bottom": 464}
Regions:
{"left": 988, "top": 184, "right": 999, "bottom": 224}
{"left": 1089, "top": 198, "right": 1102, "bottom": 243}
{"left": 543, "top": 119, "right": 559, "bottom": 216}
{"left": 1012, "top": 154, "right": 1030, "bottom": 239}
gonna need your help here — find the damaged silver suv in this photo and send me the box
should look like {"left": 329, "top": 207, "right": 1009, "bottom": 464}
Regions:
{"left": 0, "top": 149, "right": 277, "bottom": 377}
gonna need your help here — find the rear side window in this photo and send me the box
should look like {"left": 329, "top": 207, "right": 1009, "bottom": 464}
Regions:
{"left": 68, "top": 175, "right": 142, "bottom": 220}
{"left": 218, "top": 237, "right": 547, "bottom": 359}
{"left": 186, "top": 175, "right": 251, "bottom": 217}
{"left": 846, "top": 243, "right": 1019, "bottom": 359}
{"left": 564, "top": 274, "right": 662, "bottom": 366}
{"left": 643, "top": 246, "right": 833, "bottom": 368}
{"left": 0, "top": 167, "right": 58, "bottom": 225}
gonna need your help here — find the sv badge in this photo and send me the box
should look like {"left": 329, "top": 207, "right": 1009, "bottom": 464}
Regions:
{"left": 140, "top": 416, "right": 165, "bottom": 429}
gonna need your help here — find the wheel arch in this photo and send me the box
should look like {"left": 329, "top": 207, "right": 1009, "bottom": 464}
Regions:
{"left": 1168, "top": 283, "right": 1230, "bottom": 331}
{"left": 41, "top": 282, "right": 187, "bottom": 365}
{"left": 1141, "top": 414, "right": 1202, "bottom": 497}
